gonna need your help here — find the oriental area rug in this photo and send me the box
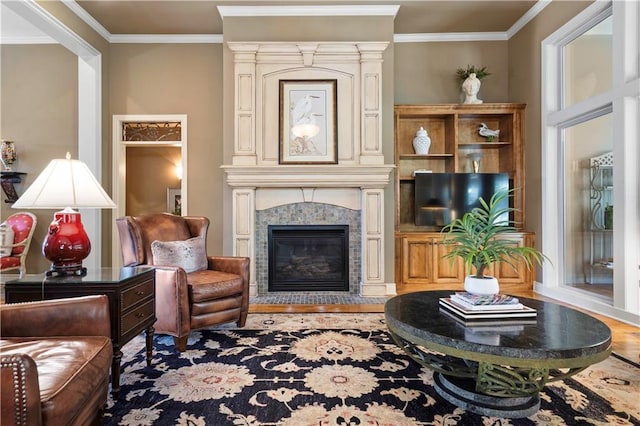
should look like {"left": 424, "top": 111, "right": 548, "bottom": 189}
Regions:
{"left": 105, "top": 314, "right": 640, "bottom": 426}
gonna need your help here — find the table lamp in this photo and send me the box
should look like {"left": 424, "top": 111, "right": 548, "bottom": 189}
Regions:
{"left": 12, "top": 152, "right": 116, "bottom": 276}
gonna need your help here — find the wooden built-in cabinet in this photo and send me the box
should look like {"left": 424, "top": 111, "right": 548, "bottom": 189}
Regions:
{"left": 394, "top": 103, "right": 535, "bottom": 290}
{"left": 395, "top": 232, "right": 535, "bottom": 291}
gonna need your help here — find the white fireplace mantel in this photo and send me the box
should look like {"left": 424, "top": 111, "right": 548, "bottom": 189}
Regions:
{"left": 222, "top": 164, "right": 394, "bottom": 188}
{"left": 223, "top": 41, "right": 395, "bottom": 298}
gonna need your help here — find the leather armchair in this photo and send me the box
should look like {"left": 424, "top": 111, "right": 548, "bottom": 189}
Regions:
{"left": 116, "top": 213, "right": 250, "bottom": 351}
{"left": 1, "top": 295, "right": 113, "bottom": 426}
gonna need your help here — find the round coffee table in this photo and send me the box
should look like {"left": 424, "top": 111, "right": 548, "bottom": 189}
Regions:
{"left": 385, "top": 290, "right": 612, "bottom": 418}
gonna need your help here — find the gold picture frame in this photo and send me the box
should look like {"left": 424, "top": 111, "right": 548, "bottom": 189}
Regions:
{"left": 279, "top": 79, "right": 337, "bottom": 164}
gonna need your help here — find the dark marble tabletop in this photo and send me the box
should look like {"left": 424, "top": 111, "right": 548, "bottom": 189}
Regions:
{"left": 385, "top": 290, "right": 612, "bottom": 362}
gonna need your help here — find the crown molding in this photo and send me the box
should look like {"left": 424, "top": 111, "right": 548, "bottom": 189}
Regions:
{"left": 506, "top": 0, "right": 552, "bottom": 39}
{"left": 61, "top": 0, "right": 111, "bottom": 41}
{"left": 394, "top": 32, "right": 508, "bottom": 43}
{"left": 59, "top": 1, "right": 550, "bottom": 45}
{"left": 110, "top": 34, "right": 223, "bottom": 44}
{"left": 217, "top": 5, "right": 400, "bottom": 18}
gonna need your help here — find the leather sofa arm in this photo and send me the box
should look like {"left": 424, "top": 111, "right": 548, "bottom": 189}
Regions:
{"left": 208, "top": 256, "right": 250, "bottom": 285}
{"left": 0, "top": 295, "right": 111, "bottom": 339}
{"left": 0, "top": 354, "right": 41, "bottom": 426}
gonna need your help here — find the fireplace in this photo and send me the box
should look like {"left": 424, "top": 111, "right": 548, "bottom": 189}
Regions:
{"left": 222, "top": 42, "right": 395, "bottom": 297}
{"left": 268, "top": 225, "right": 349, "bottom": 292}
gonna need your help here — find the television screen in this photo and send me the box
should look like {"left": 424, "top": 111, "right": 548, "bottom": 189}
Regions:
{"left": 414, "top": 172, "right": 509, "bottom": 227}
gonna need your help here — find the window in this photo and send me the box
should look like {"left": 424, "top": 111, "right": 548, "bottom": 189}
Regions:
{"left": 542, "top": 1, "right": 639, "bottom": 321}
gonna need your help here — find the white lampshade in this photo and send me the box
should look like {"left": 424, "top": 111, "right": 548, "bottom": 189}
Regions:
{"left": 12, "top": 152, "right": 116, "bottom": 209}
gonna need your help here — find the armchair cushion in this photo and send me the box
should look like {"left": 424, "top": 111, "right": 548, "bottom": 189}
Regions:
{"left": 188, "top": 269, "right": 244, "bottom": 301}
{"left": 151, "top": 236, "right": 207, "bottom": 273}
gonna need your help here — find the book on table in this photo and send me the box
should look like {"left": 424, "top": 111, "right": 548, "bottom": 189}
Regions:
{"left": 439, "top": 297, "right": 537, "bottom": 321}
{"left": 450, "top": 293, "right": 525, "bottom": 311}
{"left": 439, "top": 305, "right": 538, "bottom": 328}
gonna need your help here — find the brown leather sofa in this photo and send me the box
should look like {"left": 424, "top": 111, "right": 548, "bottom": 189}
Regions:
{"left": 1, "top": 295, "right": 113, "bottom": 426}
{"left": 116, "top": 213, "right": 250, "bottom": 351}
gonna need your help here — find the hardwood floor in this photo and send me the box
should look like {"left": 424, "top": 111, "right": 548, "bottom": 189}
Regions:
{"left": 249, "top": 287, "right": 640, "bottom": 363}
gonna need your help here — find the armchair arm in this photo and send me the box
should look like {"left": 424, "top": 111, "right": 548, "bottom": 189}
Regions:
{"left": 207, "top": 256, "right": 250, "bottom": 285}
{"left": 0, "top": 295, "right": 111, "bottom": 339}
{"left": 0, "top": 354, "right": 41, "bottom": 426}
{"left": 153, "top": 266, "right": 191, "bottom": 337}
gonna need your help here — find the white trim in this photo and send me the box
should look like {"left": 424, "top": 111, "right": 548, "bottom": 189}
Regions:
{"left": 394, "top": 32, "right": 507, "bottom": 43}
{"left": 217, "top": 5, "right": 400, "bottom": 18}
{"left": 112, "top": 115, "right": 188, "bottom": 268}
{"left": 61, "top": 0, "right": 111, "bottom": 41}
{"left": 78, "top": 55, "right": 103, "bottom": 271}
{"left": 506, "top": 0, "right": 552, "bottom": 39}
{"left": 3, "top": 0, "right": 99, "bottom": 58}
{"left": 110, "top": 34, "right": 223, "bottom": 44}
{"left": 534, "top": 282, "right": 640, "bottom": 326}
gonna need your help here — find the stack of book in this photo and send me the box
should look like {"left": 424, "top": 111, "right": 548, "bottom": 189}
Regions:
{"left": 439, "top": 292, "right": 537, "bottom": 325}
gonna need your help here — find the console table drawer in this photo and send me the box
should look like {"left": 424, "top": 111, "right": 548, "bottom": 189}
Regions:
{"left": 122, "top": 279, "right": 154, "bottom": 310}
{"left": 122, "top": 299, "right": 155, "bottom": 336}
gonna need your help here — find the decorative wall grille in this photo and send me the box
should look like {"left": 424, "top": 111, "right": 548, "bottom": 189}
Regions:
{"left": 122, "top": 122, "right": 182, "bottom": 142}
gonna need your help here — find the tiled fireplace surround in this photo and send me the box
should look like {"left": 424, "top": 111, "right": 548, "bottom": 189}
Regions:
{"left": 222, "top": 42, "right": 395, "bottom": 298}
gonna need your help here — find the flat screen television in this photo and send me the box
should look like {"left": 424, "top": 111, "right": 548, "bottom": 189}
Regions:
{"left": 414, "top": 172, "right": 509, "bottom": 228}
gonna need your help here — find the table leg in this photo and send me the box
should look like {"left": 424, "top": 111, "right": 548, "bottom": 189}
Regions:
{"left": 111, "top": 346, "right": 122, "bottom": 399}
{"left": 145, "top": 326, "right": 154, "bottom": 367}
{"left": 433, "top": 373, "right": 540, "bottom": 419}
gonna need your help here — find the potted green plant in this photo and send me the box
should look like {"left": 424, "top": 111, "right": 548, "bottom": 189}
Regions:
{"left": 455, "top": 64, "right": 491, "bottom": 81}
{"left": 442, "top": 189, "right": 548, "bottom": 295}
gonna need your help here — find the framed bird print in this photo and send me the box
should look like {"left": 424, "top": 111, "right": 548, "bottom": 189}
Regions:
{"left": 279, "top": 79, "right": 337, "bottom": 164}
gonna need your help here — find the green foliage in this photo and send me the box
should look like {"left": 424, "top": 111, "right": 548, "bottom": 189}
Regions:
{"left": 456, "top": 65, "right": 491, "bottom": 81}
{"left": 442, "top": 189, "right": 548, "bottom": 278}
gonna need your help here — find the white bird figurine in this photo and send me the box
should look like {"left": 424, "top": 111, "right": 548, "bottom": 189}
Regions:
{"left": 478, "top": 123, "right": 500, "bottom": 141}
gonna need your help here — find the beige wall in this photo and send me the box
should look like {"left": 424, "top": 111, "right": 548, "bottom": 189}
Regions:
{"left": 1, "top": 44, "right": 78, "bottom": 275}
{"left": 125, "top": 146, "right": 182, "bottom": 217}
{"left": 394, "top": 41, "right": 509, "bottom": 104}
{"left": 109, "top": 43, "right": 224, "bottom": 253}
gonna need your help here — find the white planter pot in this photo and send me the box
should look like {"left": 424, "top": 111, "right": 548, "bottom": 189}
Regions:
{"left": 464, "top": 275, "right": 499, "bottom": 295}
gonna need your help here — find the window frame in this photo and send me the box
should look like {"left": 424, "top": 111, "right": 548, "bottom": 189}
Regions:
{"left": 541, "top": 0, "right": 639, "bottom": 324}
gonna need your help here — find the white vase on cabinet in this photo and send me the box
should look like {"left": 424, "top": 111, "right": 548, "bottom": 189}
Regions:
{"left": 412, "top": 127, "right": 431, "bottom": 155}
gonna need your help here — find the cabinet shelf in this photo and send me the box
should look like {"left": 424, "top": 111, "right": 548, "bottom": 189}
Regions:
{"left": 399, "top": 153, "right": 454, "bottom": 159}
{"left": 458, "top": 142, "right": 512, "bottom": 148}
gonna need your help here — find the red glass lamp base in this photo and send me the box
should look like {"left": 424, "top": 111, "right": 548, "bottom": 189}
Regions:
{"left": 43, "top": 208, "right": 91, "bottom": 277}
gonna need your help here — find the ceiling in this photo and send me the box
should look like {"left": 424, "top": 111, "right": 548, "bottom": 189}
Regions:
{"left": 73, "top": 1, "right": 538, "bottom": 35}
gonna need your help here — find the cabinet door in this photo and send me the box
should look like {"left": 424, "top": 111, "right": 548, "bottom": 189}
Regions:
{"left": 493, "top": 235, "right": 532, "bottom": 285}
{"left": 432, "top": 237, "right": 464, "bottom": 283}
{"left": 401, "top": 236, "right": 433, "bottom": 284}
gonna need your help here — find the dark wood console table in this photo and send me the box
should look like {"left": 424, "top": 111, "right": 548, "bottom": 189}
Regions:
{"left": 385, "top": 290, "right": 612, "bottom": 418}
{"left": 4, "top": 266, "right": 156, "bottom": 399}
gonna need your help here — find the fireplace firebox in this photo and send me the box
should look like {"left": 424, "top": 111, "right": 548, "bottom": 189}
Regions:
{"left": 268, "top": 225, "right": 349, "bottom": 292}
